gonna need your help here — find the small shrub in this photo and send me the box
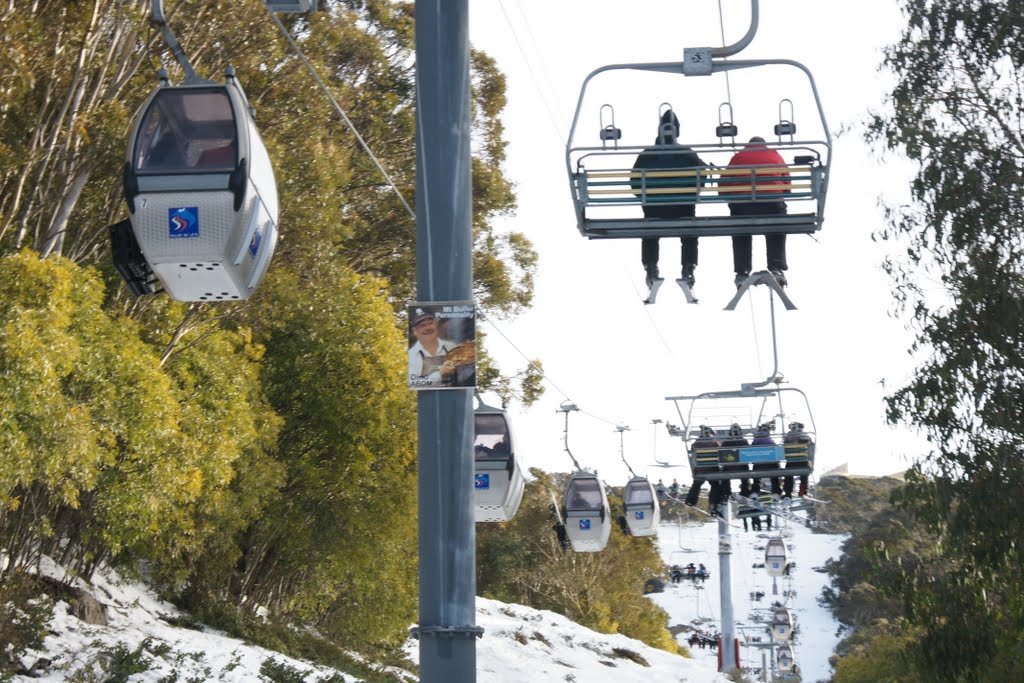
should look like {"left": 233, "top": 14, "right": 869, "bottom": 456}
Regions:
{"left": 0, "top": 574, "right": 55, "bottom": 680}
{"left": 610, "top": 647, "right": 649, "bottom": 666}
{"left": 67, "top": 640, "right": 153, "bottom": 682}
{"left": 530, "top": 630, "right": 551, "bottom": 647}
{"left": 259, "top": 658, "right": 310, "bottom": 683}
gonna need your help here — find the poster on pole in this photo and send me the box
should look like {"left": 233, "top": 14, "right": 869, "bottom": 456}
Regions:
{"left": 407, "top": 301, "right": 476, "bottom": 390}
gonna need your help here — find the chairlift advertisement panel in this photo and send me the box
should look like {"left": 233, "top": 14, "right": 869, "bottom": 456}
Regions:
{"left": 407, "top": 301, "right": 476, "bottom": 390}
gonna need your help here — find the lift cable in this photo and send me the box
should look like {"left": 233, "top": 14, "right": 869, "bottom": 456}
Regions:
{"left": 268, "top": 11, "right": 416, "bottom": 222}
{"left": 495, "top": 0, "right": 567, "bottom": 146}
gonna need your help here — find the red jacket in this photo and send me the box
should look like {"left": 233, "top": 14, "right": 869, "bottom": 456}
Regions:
{"left": 719, "top": 146, "right": 789, "bottom": 195}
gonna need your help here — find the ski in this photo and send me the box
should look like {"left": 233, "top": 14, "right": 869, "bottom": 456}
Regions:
{"left": 675, "top": 278, "right": 699, "bottom": 304}
{"left": 644, "top": 277, "right": 665, "bottom": 304}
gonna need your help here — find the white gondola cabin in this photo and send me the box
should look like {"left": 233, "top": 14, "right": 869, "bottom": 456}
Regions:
{"left": 563, "top": 471, "right": 611, "bottom": 552}
{"left": 771, "top": 607, "right": 794, "bottom": 642}
{"left": 765, "top": 537, "right": 788, "bottom": 577}
{"left": 622, "top": 476, "right": 660, "bottom": 536}
{"left": 118, "top": 68, "right": 279, "bottom": 301}
{"left": 776, "top": 644, "right": 796, "bottom": 673}
{"left": 473, "top": 405, "right": 526, "bottom": 523}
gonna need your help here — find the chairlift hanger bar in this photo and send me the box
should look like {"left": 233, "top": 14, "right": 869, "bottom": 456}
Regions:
{"left": 565, "top": 58, "right": 832, "bottom": 160}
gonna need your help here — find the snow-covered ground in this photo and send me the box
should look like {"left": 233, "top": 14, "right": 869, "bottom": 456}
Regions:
{"left": 649, "top": 507, "right": 848, "bottom": 682}
{"left": 12, "top": 507, "right": 845, "bottom": 682}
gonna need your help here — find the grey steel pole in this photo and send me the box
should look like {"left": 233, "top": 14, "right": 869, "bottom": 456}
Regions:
{"left": 414, "top": 1, "right": 479, "bottom": 682}
{"left": 718, "top": 501, "right": 738, "bottom": 674}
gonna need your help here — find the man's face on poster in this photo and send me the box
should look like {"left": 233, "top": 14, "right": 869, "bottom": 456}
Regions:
{"left": 413, "top": 317, "right": 438, "bottom": 342}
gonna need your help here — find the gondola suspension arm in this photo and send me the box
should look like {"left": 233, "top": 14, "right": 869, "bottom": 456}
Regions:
{"left": 558, "top": 401, "right": 583, "bottom": 471}
{"left": 616, "top": 425, "right": 636, "bottom": 479}
{"left": 151, "top": 0, "right": 199, "bottom": 83}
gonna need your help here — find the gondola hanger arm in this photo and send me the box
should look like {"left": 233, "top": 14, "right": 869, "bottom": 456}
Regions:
{"left": 151, "top": 0, "right": 199, "bottom": 83}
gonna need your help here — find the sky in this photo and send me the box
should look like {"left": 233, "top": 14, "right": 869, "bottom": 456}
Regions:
{"left": 466, "top": 0, "right": 929, "bottom": 485}
{"left": 15, "top": 510, "right": 844, "bottom": 682}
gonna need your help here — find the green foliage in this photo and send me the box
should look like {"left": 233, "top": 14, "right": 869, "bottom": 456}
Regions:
{"left": 477, "top": 471, "right": 678, "bottom": 654}
{"left": 867, "top": 2, "right": 1024, "bottom": 680}
{"left": 0, "top": 0, "right": 541, "bottom": 662}
{"left": 0, "top": 573, "right": 54, "bottom": 679}
{"left": 174, "top": 598, "right": 410, "bottom": 683}
{"left": 214, "top": 263, "right": 418, "bottom": 648}
{"left": 66, "top": 640, "right": 155, "bottom": 683}
{"left": 812, "top": 475, "right": 905, "bottom": 536}
{"left": 831, "top": 619, "right": 926, "bottom": 683}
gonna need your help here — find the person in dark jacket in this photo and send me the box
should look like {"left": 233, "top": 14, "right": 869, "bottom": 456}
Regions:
{"left": 751, "top": 421, "right": 781, "bottom": 496}
{"left": 686, "top": 425, "right": 720, "bottom": 509}
{"left": 631, "top": 108, "right": 710, "bottom": 289}
{"left": 720, "top": 423, "right": 750, "bottom": 500}
{"left": 782, "top": 421, "right": 813, "bottom": 497}
{"left": 720, "top": 136, "right": 790, "bottom": 287}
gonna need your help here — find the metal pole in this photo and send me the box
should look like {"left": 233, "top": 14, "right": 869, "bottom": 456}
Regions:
{"left": 718, "top": 502, "right": 738, "bottom": 674}
{"left": 761, "top": 650, "right": 768, "bottom": 682}
{"left": 414, "top": 2, "right": 478, "bottom": 681}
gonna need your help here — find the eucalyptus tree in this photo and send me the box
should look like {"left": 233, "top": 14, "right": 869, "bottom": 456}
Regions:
{"left": 869, "top": 1, "right": 1024, "bottom": 679}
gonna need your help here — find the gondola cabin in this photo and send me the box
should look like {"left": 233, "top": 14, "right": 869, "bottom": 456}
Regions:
{"left": 771, "top": 607, "right": 794, "bottom": 642}
{"left": 120, "top": 70, "right": 279, "bottom": 301}
{"left": 765, "top": 537, "right": 788, "bottom": 577}
{"left": 473, "top": 406, "right": 525, "bottom": 523}
{"left": 622, "top": 476, "right": 659, "bottom": 536}
{"left": 563, "top": 471, "right": 611, "bottom": 552}
{"left": 776, "top": 644, "right": 796, "bottom": 673}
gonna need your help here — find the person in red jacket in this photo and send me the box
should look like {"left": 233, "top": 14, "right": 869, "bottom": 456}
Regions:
{"left": 720, "top": 136, "right": 790, "bottom": 287}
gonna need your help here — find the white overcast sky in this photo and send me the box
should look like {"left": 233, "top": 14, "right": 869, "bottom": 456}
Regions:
{"left": 466, "top": 0, "right": 928, "bottom": 483}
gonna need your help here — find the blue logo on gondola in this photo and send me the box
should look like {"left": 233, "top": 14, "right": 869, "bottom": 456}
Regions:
{"left": 474, "top": 473, "right": 490, "bottom": 490}
{"left": 579, "top": 519, "right": 591, "bottom": 530}
{"left": 635, "top": 511, "right": 645, "bottom": 520}
{"left": 168, "top": 207, "right": 199, "bottom": 238}
{"left": 249, "top": 227, "right": 261, "bottom": 258}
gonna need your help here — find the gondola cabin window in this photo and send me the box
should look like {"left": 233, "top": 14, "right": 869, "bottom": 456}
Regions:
{"left": 568, "top": 478, "right": 603, "bottom": 509}
{"left": 135, "top": 89, "right": 237, "bottom": 174}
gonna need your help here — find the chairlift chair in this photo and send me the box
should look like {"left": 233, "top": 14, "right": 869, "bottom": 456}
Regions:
{"left": 622, "top": 476, "right": 660, "bottom": 536}
{"left": 118, "top": 68, "right": 279, "bottom": 301}
{"left": 765, "top": 537, "right": 788, "bottom": 577}
{"left": 473, "top": 404, "right": 526, "bottom": 523}
{"left": 566, "top": 58, "right": 831, "bottom": 240}
{"left": 666, "top": 386, "right": 816, "bottom": 483}
{"left": 563, "top": 470, "right": 612, "bottom": 552}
